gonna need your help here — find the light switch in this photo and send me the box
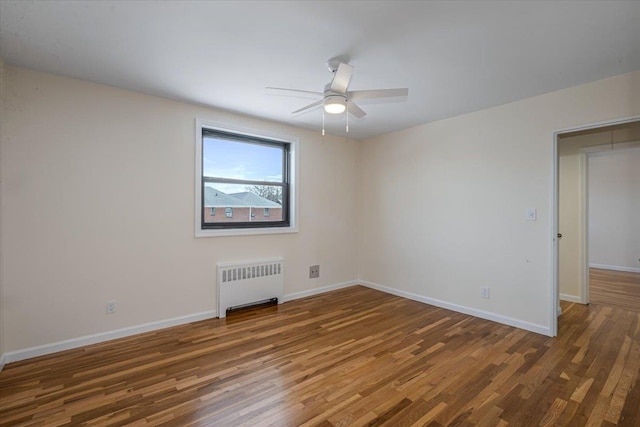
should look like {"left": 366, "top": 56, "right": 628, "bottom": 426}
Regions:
{"left": 526, "top": 208, "right": 537, "bottom": 221}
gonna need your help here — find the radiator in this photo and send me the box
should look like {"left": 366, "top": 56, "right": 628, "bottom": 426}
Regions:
{"left": 217, "top": 258, "right": 284, "bottom": 318}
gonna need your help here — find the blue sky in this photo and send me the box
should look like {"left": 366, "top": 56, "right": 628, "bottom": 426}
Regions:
{"left": 203, "top": 137, "right": 283, "bottom": 193}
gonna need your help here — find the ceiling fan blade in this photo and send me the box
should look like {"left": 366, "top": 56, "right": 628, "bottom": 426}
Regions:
{"left": 347, "top": 88, "right": 408, "bottom": 101}
{"left": 330, "top": 63, "right": 354, "bottom": 94}
{"left": 347, "top": 101, "right": 366, "bottom": 118}
{"left": 292, "top": 99, "right": 323, "bottom": 115}
{"left": 266, "top": 87, "right": 323, "bottom": 99}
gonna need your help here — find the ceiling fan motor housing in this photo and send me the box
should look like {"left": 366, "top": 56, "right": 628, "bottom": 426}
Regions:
{"left": 326, "top": 56, "right": 349, "bottom": 73}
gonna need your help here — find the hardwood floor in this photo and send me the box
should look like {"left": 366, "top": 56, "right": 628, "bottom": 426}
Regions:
{"left": 590, "top": 268, "right": 640, "bottom": 312}
{"left": 1, "top": 285, "right": 640, "bottom": 426}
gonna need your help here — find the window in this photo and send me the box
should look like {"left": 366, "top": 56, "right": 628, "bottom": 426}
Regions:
{"left": 195, "top": 119, "right": 297, "bottom": 237}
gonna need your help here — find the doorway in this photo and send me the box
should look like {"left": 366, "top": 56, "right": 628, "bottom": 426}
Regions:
{"left": 587, "top": 145, "right": 640, "bottom": 310}
{"left": 554, "top": 119, "right": 640, "bottom": 327}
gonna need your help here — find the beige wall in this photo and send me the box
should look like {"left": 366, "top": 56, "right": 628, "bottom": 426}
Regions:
{"left": 359, "top": 71, "right": 640, "bottom": 331}
{"left": 558, "top": 143, "right": 584, "bottom": 301}
{"left": 1, "top": 65, "right": 360, "bottom": 353}
{"left": 558, "top": 125, "right": 640, "bottom": 300}
{"left": 589, "top": 147, "right": 640, "bottom": 270}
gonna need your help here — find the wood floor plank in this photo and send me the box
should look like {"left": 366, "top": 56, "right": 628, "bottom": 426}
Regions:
{"left": 590, "top": 268, "right": 640, "bottom": 312}
{"left": 2, "top": 284, "right": 640, "bottom": 425}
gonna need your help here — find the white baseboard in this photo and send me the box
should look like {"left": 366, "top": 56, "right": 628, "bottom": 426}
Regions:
{"left": 559, "top": 293, "right": 583, "bottom": 303}
{"left": 590, "top": 263, "right": 640, "bottom": 274}
{"left": 2, "top": 310, "right": 217, "bottom": 366}
{"left": 360, "top": 280, "right": 551, "bottom": 337}
{"left": 282, "top": 280, "right": 359, "bottom": 303}
{"left": 1, "top": 277, "right": 554, "bottom": 368}
{"left": 1, "top": 280, "right": 360, "bottom": 368}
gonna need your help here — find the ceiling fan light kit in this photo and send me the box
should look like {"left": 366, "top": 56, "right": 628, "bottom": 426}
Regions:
{"left": 266, "top": 56, "right": 409, "bottom": 135}
{"left": 324, "top": 95, "right": 347, "bottom": 114}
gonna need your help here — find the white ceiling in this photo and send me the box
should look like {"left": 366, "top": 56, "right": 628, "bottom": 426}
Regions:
{"left": 1, "top": 1, "right": 639, "bottom": 140}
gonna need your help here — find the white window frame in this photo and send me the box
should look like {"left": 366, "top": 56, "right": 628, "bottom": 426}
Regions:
{"left": 195, "top": 118, "right": 298, "bottom": 237}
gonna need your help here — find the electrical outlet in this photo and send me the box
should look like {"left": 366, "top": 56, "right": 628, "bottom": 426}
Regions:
{"left": 309, "top": 265, "right": 320, "bottom": 279}
{"left": 106, "top": 300, "right": 116, "bottom": 314}
{"left": 480, "top": 287, "right": 490, "bottom": 299}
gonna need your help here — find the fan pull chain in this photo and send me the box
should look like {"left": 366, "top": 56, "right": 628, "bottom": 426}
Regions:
{"left": 346, "top": 101, "right": 349, "bottom": 133}
{"left": 322, "top": 109, "right": 325, "bottom": 136}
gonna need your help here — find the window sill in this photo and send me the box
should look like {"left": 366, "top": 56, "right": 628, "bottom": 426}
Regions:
{"left": 195, "top": 225, "right": 298, "bottom": 238}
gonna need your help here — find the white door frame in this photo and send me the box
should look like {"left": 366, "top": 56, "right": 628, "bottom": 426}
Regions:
{"left": 552, "top": 116, "right": 640, "bottom": 336}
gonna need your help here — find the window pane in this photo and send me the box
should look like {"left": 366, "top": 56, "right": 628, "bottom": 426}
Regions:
{"left": 203, "top": 137, "right": 283, "bottom": 182}
{"left": 197, "top": 123, "right": 293, "bottom": 234}
{"left": 203, "top": 184, "right": 284, "bottom": 224}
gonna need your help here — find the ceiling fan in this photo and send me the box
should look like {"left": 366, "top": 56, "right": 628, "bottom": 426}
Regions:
{"left": 266, "top": 57, "right": 408, "bottom": 134}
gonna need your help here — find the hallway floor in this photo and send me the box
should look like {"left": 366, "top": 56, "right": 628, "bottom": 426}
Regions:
{"left": 590, "top": 268, "right": 640, "bottom": 312}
